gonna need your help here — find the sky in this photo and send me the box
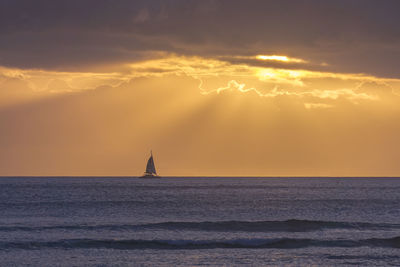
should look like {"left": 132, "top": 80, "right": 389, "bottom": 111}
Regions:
{"left": 1, "top": 0, "right": 400, "bottom": 176}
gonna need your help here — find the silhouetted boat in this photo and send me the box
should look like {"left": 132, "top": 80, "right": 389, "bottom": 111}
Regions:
{"left": 140, "top": 151, "right": 160, "bottom": 178}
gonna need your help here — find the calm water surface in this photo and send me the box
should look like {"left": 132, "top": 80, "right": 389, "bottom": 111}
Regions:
{"left": 0, "top": 177, "right": 399, "bottom": 266}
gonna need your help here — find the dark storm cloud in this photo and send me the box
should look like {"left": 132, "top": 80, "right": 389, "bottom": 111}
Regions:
{"left": 1, "top": 0, "right": 400, "bottom": 77}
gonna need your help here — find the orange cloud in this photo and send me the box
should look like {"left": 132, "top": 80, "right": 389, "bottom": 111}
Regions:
{"left": 1, "top": 54, "right": 400, "bottom": 109}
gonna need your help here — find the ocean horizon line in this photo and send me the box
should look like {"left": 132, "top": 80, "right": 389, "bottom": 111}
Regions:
{"left": 1, "top": 176, "right": 400, "bottom": 179}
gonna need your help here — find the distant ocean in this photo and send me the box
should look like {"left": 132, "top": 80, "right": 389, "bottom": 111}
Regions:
{"left": 0, "top": 177, "right": 399, "bottom": 266}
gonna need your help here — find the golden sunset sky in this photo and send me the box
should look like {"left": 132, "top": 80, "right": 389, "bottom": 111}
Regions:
{"left": 1, "top": 0, "right": 400, "bottom": 176}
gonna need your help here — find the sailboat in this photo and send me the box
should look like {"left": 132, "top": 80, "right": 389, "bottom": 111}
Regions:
{"left": 140, "top": 151, "right": 160, "bottom": 178}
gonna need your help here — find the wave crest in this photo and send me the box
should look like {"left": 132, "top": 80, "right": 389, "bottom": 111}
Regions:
{"left": 2, "top": 237, "right": 399, "bottom": 250}
{"left": 1, "top": 219, "right": 399, "bottom": 233}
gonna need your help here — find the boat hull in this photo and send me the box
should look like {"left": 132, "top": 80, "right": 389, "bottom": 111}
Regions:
{"left": 139, "top": 174, "right": 161, "bottom": 178}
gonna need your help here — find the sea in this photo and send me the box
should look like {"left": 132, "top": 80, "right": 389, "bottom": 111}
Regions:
{"left": 0, "top": 177, "right": 399, "bottom": 266}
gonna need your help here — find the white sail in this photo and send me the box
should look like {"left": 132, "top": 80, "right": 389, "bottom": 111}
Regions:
{"left": 145, "top": 152, "right": 157, "bottom": 175}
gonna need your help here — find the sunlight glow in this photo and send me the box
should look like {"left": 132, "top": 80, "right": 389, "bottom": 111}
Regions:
{"left": 256, "top": 69, "right": 304, "bottom": 86}
{"left": 256, "top": 55, "right": 306, "bottom": 63}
